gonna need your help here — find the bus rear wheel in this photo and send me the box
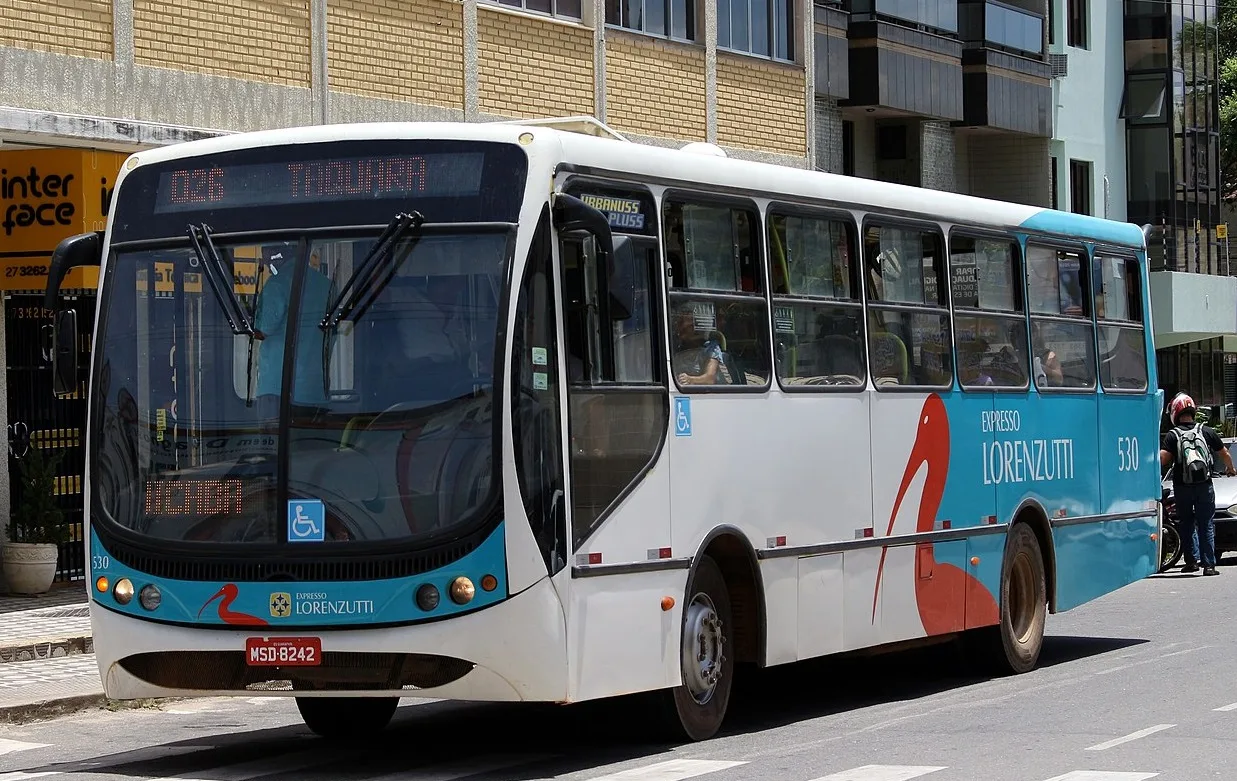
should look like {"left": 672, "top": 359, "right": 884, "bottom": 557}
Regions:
{"left": 657, "top": 554, "right": 734, "bottom": 742}
{"left": 969, "top": 522, "right": 1047, "bottom": 675}
{"left": 296, "top": 696, "right": 399, "bottom": 738}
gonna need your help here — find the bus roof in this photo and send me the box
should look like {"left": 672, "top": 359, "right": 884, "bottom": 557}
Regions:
{"left": 122, "top": 120, "right": 1147, "bottom": 251}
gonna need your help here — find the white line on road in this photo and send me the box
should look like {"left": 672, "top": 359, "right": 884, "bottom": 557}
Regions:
{"left": 583, "top": 759, "right": 748, "bottom": 781}
{"left": 1214, "top": 701, "right": 1237, "bottom": 711}
{"left": 1095, "top": 646, "right": 1208, "bottom": 676}
{"left": 807, "top": 766, "right": 948, "bottom": 781}
{"left": 0, "top": 740, "right": 49, "bottom": 757}
{"left": 363, "top": 754, "right": 556, "bottom": 781}
{"left": 0, "top": 773, "right": 60, "bottom": 781}
{"left": 1040, "top": 773, "right": 1159, "bottom": 781}
{"left": 1085, "top": 724, "right": 1176, "bottom": 751}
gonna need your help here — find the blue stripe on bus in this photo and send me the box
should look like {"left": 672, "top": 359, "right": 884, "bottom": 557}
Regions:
{"left": 87, "top": 523, "right": 509, "bottom": 627}
{"left": 1018, "top": 210, "right": 1147, "bottom": 247}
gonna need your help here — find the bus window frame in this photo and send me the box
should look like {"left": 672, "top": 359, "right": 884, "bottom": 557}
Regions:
{"left": 661, "top": 187, "right": 773, "bottom": 394}
{"left": 1090, "top": 245, "right": 1150, "bottom": 395}
{"left": 1024, "top": 236, "right": 1098, "bottom": 395}
{"left": 947, "top": 226, "right": 1031, "bottom": 394}
{"left": 764, "top": 201, "right": 866, "bottom": 394}
{"left": 860, "top": 213, "right": 955, "bottom": 393}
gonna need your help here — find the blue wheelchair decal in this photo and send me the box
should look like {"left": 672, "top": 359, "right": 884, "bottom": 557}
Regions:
{"left": 674, "top": 397, "right": 692, "bottom": 437}
{"left": 288, "top": 499, "right": 326, "bottom": 542}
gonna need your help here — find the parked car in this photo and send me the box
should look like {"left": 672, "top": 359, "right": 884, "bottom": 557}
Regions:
{"left": 1159, "top": 436, "right": 1237, "bottom": 572}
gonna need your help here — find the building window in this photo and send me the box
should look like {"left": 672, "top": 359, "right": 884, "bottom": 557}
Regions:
{"left": 1050, "top": 156, "right": 1059, "bottom": 210}
{"left": 1048, "top": 0, "right": 1054, "bottom": 46}
{"left": 1069, "top": 159, "right": 1092, "bottom": 215}
{"left": 606, "top": 0, "right": 696, "bottom": 39}
{"left": 1121, "top": 73, "right": 1169, "bottom": 125}
{"left": 718, "top": 0, "right": 793, "bottom": 60}
{"left": 1066, "top": 0, "right": 1087, "bottom": 49}
{"left": 492, "top": 0, "right": 582, "bottom": 20}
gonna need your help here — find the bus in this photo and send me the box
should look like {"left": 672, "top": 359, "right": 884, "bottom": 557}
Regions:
{"left": 43, "top": 117, "right": 1163, "bottom": 742}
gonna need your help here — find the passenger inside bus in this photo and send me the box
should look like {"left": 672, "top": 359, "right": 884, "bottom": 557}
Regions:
{"left": 672, "top": 305, "right": 731, "bottom": 385}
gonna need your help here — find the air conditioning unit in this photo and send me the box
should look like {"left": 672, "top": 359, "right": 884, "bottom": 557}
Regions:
{"left": 1049, "top": 53, "right": 1068, "bottom": 78}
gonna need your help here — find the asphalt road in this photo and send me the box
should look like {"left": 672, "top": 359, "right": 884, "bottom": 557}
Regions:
{"left": 0, "top": 560, "right": 1232, "bottom": 781}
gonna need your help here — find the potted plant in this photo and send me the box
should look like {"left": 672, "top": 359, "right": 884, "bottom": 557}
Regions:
{"left": 2, "top": 446, "right": 68, "bottom": 595}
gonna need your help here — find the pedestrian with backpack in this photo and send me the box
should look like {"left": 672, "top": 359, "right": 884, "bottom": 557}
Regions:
{"left": 1160, "top": 392, "right": 1237, "bottom": 575}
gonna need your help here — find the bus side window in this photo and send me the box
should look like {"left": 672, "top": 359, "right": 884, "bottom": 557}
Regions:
{"left": 1026, "top": 243, "right": 1096, "bottom": 391}
{"left": 949, "top": 233, "right": 1028, "bottom": 391}
{"left": 1093, "top": 254, "right": 1147, "bottom": 391}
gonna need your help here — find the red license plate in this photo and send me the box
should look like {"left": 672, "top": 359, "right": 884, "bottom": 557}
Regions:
{"left": 245, "top": 636, "right": 321, "bottom": 667}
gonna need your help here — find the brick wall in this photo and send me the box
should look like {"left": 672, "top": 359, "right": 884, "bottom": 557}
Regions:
{"left": 328, "top": 0, "right": 463, "bottom": 108}
{"left": 1, "top": 0, "right": 112, "bottom": 59}
{"left": 813, "top": 99, "right": 842, "bottom": 173}
{"left": 605, "top": 33, "right": 705, "bottom": 142}
{"left": 477, "top": 7, "right": 593, "bottom": 118}
{"left": 920, "top": 120, "right": 957, "bottom": 193}
{"left": 966, "top": 134, "right": 1050, "bottom": 207}
{"left": 134, "top": 0, "right": 311, "bottom": 87}
{"left": 716, "top": 54, "right": 806, "bottom": 156}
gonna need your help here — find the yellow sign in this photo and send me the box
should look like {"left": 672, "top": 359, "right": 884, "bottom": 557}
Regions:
{"left": 0, "top": 148, "right": 127, "bottom": 292}
{"left": 1219, "top": 224, "right": 1229, "bottom": 240}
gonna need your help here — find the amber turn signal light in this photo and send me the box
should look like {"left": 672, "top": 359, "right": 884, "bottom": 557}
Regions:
{"left": 480, "top": 574, "right": 498, "bottom": 592}
{"left": 95, "top": 576, "right": 109, "bottom": 593}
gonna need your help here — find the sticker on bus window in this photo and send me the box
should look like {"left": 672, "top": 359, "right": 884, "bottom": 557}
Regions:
{"left": 533, "top": 372, "right": 548, "bottom": 391}
{"left": 288, "top": 499, "right": 326, "bottom": 543}
{"left": 532, "top": 347, "right": 547, "bottom": 366}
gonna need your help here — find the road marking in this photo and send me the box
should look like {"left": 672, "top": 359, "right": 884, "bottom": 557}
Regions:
{"left": 0, "top": 773, "right": 59, "bottom": 781}
{"left": 1214, "top": 701, "right": 1237, "bottom": 711}
{"left": 0, "top": 740, "right": 49, "bottom": 757}
{"left": 807, "top": 766, "right": 947, "bottom": 781}
{"left": 364, "top": 754, "right": 555, "bottom": 781}
{"left": 1095, "top": 646, "right": 1207, "bottom": 676}
{"left": 1085, "top": 724, "right": 1175, "bottom": 751}
{"left": 584, "top": 759, "right": 748, "bottom": 780}
{"left": 1040, "top": 773, "right": 1159, "bottom": 781}
{"left": 147, "top": 748, "right": 353, "bottom": 781}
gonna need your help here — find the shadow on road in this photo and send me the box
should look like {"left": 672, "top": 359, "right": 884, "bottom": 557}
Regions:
{"left": 44, "top": 632, "right": 1149, "bottom": 780}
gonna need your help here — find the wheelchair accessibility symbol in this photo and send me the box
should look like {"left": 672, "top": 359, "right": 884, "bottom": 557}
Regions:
{"left": 674, "top": 397, "right": 692, "bottom": 437}
{"left": 288, "top": 499, "right": 326, "bottom": 543}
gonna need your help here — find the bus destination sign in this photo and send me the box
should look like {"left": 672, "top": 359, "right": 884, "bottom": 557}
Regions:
{"left": 153, "top": 152, "right": 486, "bottom": 213}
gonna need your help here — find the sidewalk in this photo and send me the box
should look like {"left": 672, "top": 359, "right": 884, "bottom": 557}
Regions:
{"left": 0, "top": 582, "right": 107, "bottom": 723}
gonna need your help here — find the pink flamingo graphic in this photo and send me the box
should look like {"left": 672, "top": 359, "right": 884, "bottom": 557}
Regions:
{"left": 871, "top": 394, "right": 999, "bottom": 634}
{"left": 197, "top": 584, "right": 268, "bottom": 626}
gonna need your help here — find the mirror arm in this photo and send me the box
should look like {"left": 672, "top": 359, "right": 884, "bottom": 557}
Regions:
{"left": 45, "top": 231, "right": 103, "bottom": 311}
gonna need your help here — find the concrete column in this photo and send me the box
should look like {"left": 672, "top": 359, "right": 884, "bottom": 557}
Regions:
{"left": 704, "top": 0, "right": 718, "bottom": 143}
{"left": 593, "top": 0, "right": 606, "bottom": 122}
{"left": 463, "top": 0, "right": 480, "bottom": 120}
{"left": 112, "top": 0, "right": 135, "bottom": 118}
{"left": 801, "top": 0, "right": 814, "bottom": 168}
{"left": 310, "top": 0, "right": 330, "bottom": 123}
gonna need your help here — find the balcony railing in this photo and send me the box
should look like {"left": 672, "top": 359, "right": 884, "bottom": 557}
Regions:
{"left": 959, "top": 0, "right": 1044, "bottom": 57}
{"left": 846, "top": 0, "right": 958, "bottom": 35}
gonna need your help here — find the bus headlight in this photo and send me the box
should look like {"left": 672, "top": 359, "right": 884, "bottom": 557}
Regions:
{"left": 450, "top": 576, "right": 475, "bottom": 605}
{"left": 139, "top": 584, "right": 161, "bottom": 611}
{"left": 113, "top": 578, "right": 134, "bottom": 605}
{"left": 415, "top": 583, "right": 440, "bottom": 611}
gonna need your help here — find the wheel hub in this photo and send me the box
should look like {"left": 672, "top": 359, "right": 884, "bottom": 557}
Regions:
{"left": 681, "top": 591, "right": 725, "bottom": 704}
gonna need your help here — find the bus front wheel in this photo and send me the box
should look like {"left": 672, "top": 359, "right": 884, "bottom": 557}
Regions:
{"left": 657, "top": 554, "right": 734, "bottom": 742}
{"left": 296, "top": 696, "right": 399, "bottom": 738}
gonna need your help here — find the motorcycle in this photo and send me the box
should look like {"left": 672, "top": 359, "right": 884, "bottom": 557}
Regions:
{"left": 1159, "top": 484, "right": 1182, "bottom": 572}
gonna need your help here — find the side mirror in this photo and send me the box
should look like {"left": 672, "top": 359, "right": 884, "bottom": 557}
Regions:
{"left": 45, "top": 231, "right": 103, "bottom": 311}
{"left": 52, "top": 309, "right": 79, "bottom": 398}
{"left": 551, "top": 193, "right": 615, "bottom": 261}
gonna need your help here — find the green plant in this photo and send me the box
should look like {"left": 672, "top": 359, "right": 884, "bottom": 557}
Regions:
{"left": 5, "top": 446, "right": 68, "bottom": 545}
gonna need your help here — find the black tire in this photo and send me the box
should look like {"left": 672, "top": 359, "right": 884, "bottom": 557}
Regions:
{"left": 967, "top": 522, "right": 1047, "bottom": 675}
{"left": 1160, "top": 522, "right": 1183, "bottom": 572}
{"left": 655, "top": 554, "right": 734, "bottom": 742}
{"left": 296, "top": 696, "right": 399, "bottom": 738}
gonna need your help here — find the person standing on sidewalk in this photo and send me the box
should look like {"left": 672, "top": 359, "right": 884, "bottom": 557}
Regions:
{"left": 1160, "top": 392, "right": 1236, "bottom": 576}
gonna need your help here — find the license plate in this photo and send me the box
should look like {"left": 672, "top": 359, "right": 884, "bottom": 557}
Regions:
{"left": 245, "top": 636, "right": 321, "bottom": 667}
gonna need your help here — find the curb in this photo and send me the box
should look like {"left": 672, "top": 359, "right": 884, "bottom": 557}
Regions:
{"left": 0, "top": 635, "right": 93, "bottom": 664}
{"left": 0, "top": 694, "right": 180, "bottom": 725}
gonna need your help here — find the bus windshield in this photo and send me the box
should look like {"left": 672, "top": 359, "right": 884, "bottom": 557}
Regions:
{"left": 92, "top": 228, "right": 509, "bottom": 546}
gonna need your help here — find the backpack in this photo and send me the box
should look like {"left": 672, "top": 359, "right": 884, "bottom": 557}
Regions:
{"left": 1177, "top": 424, "right": 1214, "bottom": 484}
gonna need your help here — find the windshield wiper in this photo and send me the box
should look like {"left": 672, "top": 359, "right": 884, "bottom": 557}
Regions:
{"left": 320, "top": 211, "right": 425, "bottom": 330}
{"left": 187, "top": 223, "right": 255, "bottom": 336}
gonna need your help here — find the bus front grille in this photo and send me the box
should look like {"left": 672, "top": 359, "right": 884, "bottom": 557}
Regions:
{"left": 117, "top": 651, "right": 475, "bottom": 691}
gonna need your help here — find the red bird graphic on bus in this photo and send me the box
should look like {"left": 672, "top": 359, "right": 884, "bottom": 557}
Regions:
{"left": 197, "top": 583, "right": 268, "bottom": 626}
{"left": 872, "top": 394, "right": 999, "bottom": 634}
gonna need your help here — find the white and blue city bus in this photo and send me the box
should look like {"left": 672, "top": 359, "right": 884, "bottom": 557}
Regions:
{"left": 43, "top": 117, "right": 1162, "bottom": 741}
